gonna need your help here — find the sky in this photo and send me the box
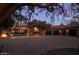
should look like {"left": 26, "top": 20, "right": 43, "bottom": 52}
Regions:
{"left": 16, "top": 3, "right": 79, "bottom": 26}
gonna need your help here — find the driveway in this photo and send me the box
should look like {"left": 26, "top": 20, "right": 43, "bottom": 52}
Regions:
{"left": 0, "top": 36, "right": 79, "bottom": 55}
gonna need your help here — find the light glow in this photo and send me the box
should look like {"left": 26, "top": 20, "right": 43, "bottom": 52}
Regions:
{"left": 66, "top": 29, "right": 69, "bottom": 32}
{"left": 34, "top": 27, "right": 39, "bottom": 32}
{"left": 1, "top": 33, "right": 8, "bottom": 38}
{"left": 59, "top": 30, "right": 62, "bottom": 32}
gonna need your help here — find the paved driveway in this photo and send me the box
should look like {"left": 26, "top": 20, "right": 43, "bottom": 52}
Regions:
{"left": 0, "top": 36, "right": 79, "bottom": 55}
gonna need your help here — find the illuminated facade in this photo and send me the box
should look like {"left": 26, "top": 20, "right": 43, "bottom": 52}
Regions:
{"left": 11, "top": 23, "right": 28, "bottom": 36}
{"left": 11, "top": 23, "right": 43, "bottom": 36}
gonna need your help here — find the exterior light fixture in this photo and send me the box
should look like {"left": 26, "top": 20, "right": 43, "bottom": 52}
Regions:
{"left": 1, "top": 33, "right": 8, "bottom": 38}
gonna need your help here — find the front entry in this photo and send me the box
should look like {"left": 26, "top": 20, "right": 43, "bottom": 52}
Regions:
{"left": 62, "top": 30, "right": 65, "bottom": 35}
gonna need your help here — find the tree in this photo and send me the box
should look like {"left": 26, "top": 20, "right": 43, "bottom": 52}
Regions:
{"left": 13, "top": 13, "right": 28, "bottom": 24}
{"left": 27, "top": 19, "right": 51, "bottom": 35}
{"left": 27, "top": 19, "right": 51, "bottom": 30}
{"left": 0, "top": 15, "right": 15, "bottom": 31}
{"left": 12, "top": 3, "right": 79, "bottom": 25}
{"left": 67, "top": 20, "right": 79, "bottom": 26}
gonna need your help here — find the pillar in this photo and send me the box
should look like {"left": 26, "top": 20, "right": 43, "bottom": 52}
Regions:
{"left": 51, "top": 30, "right": 54, "bottom": 35}
{"left": 65, "top": 29, "right": 69, "bottom": 36}
{"left": 43, "top": 30, "right": 46, "bottom": 36}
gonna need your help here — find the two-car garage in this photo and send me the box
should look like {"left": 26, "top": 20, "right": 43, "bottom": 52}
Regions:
{"left": 45, "top": 28, "right": 78, "bottom": 36}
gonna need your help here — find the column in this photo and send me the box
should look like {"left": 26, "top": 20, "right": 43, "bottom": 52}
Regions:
{"left": 65, "top": 29, "right": 69, "bottom": 36}
{"left": 51, "top": 30, "right": 54, "bottom": 35}
{"left": 43, "top": 30, "right": 46, "bottom": 36}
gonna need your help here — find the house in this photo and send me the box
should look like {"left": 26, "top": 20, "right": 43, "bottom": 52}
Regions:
{"left": 10, "top": 23, "right": 79, "bottom": 37}
{"left": 45, "top": 23, "right": 79, "bottom": 36}
{"left": 11, "top": 23, "right": 28, "bottom": 36}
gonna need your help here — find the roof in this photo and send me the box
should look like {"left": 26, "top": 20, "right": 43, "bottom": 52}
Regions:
{"left": 50, "top": 24, "right": 67, "bottom": 29}
{"left": 16, "top": 23, "right": 27, "bottom": 27}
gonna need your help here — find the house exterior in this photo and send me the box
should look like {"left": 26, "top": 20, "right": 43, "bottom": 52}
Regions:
{"left": 10, "top": 23, "right": 79, "bottom": 37}
{"left": 45, "top": 24, "right": 79, "bottom": 36}
{"left": 11, "top": 23, "right": 28, "bottom": 36}
{"left": 11, "top": 23, "right": 43, "bottom": 36}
